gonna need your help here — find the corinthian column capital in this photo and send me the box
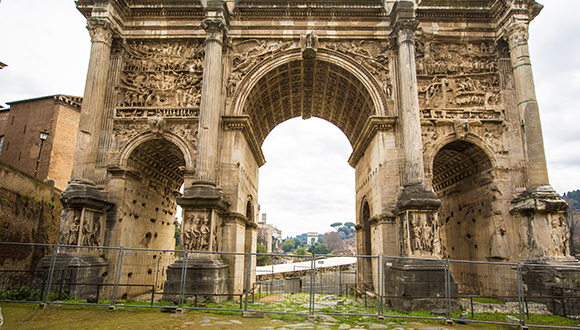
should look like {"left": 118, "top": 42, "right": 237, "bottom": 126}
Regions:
{"left": 505, "top": 22, "right": 529, "bottom": 49}
{"left": 87, "top": 18, "right": 113, "bottom": 46}
{"left": 201, "top": 18, "right": 227, "bottom": 44}
{"left": 395, "top": 24, "right": 418, "bottom": 45}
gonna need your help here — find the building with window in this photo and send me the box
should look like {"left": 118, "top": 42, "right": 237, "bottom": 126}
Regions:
{"left": 0, "top": 95, "right": 82, "bottom": 190}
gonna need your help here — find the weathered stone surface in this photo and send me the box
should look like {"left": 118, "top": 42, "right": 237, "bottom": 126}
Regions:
{"left": 162, "top": 257, "right": 228, "bottom": 303}
{"left": 57, "top": 0, "right": 574, "bottom": 307}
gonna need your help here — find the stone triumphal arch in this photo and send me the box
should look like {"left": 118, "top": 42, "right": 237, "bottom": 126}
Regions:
{"left": 54, "top": 0, "right": 574, "bottom": 306}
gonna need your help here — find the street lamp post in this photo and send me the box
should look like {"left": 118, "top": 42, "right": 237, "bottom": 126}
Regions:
{"left": 34, "top": 130, "right": 49, "bottom": 178}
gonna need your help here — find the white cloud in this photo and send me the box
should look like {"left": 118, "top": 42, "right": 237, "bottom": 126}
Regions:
{"left": 0, "top": 1, "right": 90, "bottom": 106}
{"left": 529, "top": 0, "right": 580, "bottom": 193}
{"left": 259, "top": 118, "right": 355, "bottom": 237}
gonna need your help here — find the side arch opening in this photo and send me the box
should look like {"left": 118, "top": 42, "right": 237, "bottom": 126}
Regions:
{"left": 433, "top": 140, "right": 502, "bottom": 295}
{"left": 112, "top": 138, "right": 186, "bottom": 297}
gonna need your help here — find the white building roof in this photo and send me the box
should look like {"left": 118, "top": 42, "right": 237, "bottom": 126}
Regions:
{"left": 256, "top": 256, "right": 356, "bottom": 276}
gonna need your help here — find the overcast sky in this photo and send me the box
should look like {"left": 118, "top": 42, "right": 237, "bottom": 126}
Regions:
{"left": 0, "top": 1, "right": 578, "bottom": 238}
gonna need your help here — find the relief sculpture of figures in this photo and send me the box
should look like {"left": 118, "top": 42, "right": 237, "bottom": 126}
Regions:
{"left": 182, "top": 215, "right": 211, "bottom": 251}
{"left": 322, "top": 40, "right": 393, "bottom": 98}
{"left": 117, "top": 40, "right": 205, "bottom": 108}
{"left": 409, "top": 215, "right": 436, "bottom": 254}
{"left": 231, "top": 39, "right": 293, "bottom": 74}
{"left": 68, "top": 216, "right": 80, "bottom": 246}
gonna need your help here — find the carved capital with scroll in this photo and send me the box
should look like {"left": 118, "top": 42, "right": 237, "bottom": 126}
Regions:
{"left": 201, "top": 18, "right": 227, "bottom": 44}
{"left": 87, "top": 18, "right": 113, "bottom": 46}
{"left": 505, "top": 22, "right": 529, "bottom": 49}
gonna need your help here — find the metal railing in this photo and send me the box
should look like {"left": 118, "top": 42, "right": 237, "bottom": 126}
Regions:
{"left": 1, "top": 241, "right": 579, "bottom": 329}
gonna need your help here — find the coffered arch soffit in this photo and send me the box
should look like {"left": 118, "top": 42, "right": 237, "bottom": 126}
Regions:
{"left": 117, "top": 132, "right": 195, "bottom": 171}
{"left": 230, "top": 48, "right": 389, "bottom": 148}
{"left": 429, "top": 135, "right": 497, "bottom": 193}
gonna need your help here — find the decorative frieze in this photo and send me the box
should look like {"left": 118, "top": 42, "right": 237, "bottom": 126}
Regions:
{"left": 115, "top": 107, "right": 199, "bottom": 118}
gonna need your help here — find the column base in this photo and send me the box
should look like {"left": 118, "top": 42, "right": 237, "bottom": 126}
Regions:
{"left": 177, "top": 180, "right": 230, "bottom": 211}
{"left": 384, "top": 258, "right": 459, "bottom": 312}
{"left": 61, "top": 178, "right": 112, "bottom": 210}
{"left": 162, "top": 257, "right": 229, "bottom": 303}
{"left": 396, "top": 184, "right": 441, "bottom": 212}
{"left": 522, "top": 259, "right": 580, "bottom": 315}
{"left": 510, "top": 185, "right": 568, "bottom": 214}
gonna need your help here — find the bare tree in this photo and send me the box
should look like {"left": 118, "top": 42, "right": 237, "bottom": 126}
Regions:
{"left": 322, "top": 232, "right": 345, "bottom": 253}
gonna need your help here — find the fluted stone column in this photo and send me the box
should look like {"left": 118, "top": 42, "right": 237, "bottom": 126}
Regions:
{"left": 506, "top": 22, "right": 550, "bottom": 188}
{"left": 384, "top": 2, "right": 457, "bottom": 312}
{"left": 391, "top": 1, "right": 440, "bottom": 211}
{"left": 71, "top": 18, "right": 113, "bottom": 182}
{"left": 37, "top": 20, "right": 115, "bottom": 299}
{"left": 194, "top": 16, "right": 226, "bottom": 186}
{"left": 165, "top": 2, "right": 231, "bottom": 304}
{"left": 397, "top": 24, "right": 423, "bottom": 187}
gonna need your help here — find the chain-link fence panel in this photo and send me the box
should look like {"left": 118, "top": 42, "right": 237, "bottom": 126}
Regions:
{"left": 449, "top": 260, "right": 524, "bottom": 327}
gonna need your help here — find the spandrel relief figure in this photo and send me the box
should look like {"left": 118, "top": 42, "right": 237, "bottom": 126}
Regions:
{"left": 231, "top": 39, "right": 293, "bottom": 74}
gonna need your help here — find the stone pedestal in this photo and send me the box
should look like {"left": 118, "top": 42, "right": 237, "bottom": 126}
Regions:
{"left": 36, "top": 252, "right": 108, "bottom": 301}
{"left": 522, "top": 261, "right": 580, "bottom": 299}
{"left": 162, "top": 257, "right": 229, "bottom": 303}
{"left": 384, "top": 259, "right": 459, "bottom": 312}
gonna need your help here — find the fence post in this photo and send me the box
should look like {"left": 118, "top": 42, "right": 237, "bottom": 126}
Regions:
{"left": 43, "top": 242, "right": 59, "bottom": 303}
{"left": 244, "top": 251, "right": 252, "bottom": 311}
{"left": 111, "top": 246, "right": 124, "bottom": 307}
{"left": 309, "top": 253, "right": 316, "bottom": 316}
{"left": 178, "top": 250, "right": 189, "bottom": 308}
{"left": 517, "top": 263, "right": 525, "bottom": 326}
{"left": 445, "top": 257, "right": 451, "bottom": 321}
{"left": 379, "top": 254, "right": 384, "bottom": 317}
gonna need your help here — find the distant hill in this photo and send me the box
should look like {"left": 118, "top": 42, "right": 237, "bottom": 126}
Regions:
{"left": 563, "top": 190, "right": 580, "bottom": 256}
{"left": 564, "top": 190, "right": 580, "bottom": 212}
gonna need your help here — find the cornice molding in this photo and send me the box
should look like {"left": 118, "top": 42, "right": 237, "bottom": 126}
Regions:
{"left": 349, "top": 116, "right": 397, "bottom": 167}
{"left": 222, "top": 115, "right": 266, "bottom": 167}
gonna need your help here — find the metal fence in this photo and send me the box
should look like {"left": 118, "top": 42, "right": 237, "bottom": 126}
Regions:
{"left": 1, "top": 241, "right": 580, "bottom": 328}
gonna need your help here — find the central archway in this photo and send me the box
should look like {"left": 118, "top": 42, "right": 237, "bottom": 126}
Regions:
{"left": 227, "top": 52, "right": 388, "bottom": 292}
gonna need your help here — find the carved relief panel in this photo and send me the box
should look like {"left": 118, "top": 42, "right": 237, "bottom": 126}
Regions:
{"left": 182, "top": 213, "right": 220, "bottom": 252}
{"left": 228, "top": 38, "right": 394, "bottom": 102}
{"left": 416, "top": 40, "right": 503, "bottom": 120}
{"left": 60, "top": 207, "right": 104, "bottom": 248}
{"left": 117, "top": 40, "right": 205, "bottom": 109}
{"left": 320, "top": 40, "right": 394, "bottom": 99}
